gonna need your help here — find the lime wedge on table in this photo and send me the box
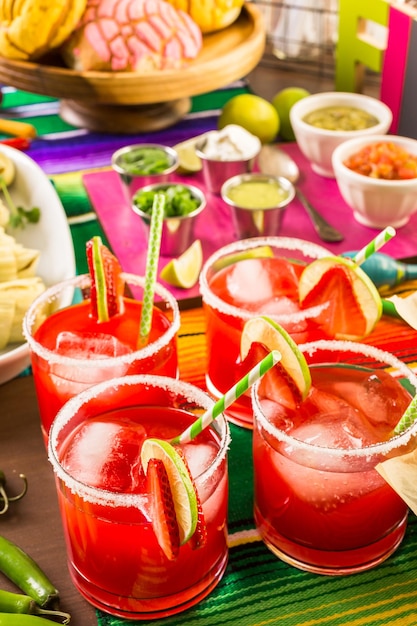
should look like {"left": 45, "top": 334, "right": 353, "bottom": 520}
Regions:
{"left": 241, "top": 316, "right": 311, "bottom": 401}
{"left": 298, "top": 256, "right": 382, "bottom": 340}
{"left": 160, "top": 239, "right": 203, "bottom": 289}
{"left": 174, "top": 138, "right": 203, "bottom": 174}
{"left": 141, "top": 438, "right": 198, "bottom": 545}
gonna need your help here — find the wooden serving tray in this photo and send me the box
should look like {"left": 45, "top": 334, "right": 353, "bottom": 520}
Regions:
{"left": 0, "top": 3, "right": 265, "bottom": 132}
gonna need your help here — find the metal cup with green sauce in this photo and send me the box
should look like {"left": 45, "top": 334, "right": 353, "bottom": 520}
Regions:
{"left": 221, "top": 172, "right": 295, "bottom": 239}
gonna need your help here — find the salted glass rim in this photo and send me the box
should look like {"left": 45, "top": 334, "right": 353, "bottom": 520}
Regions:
{"left": 199, "top": 236, "right": 331, "bottom": 323}
{"left": 252, "top": 339, "right": 417, "bottom": 458}
{"left": 48, "top": 374, "right": 231, "bottom": 507}
{"left": 23, "top": 272, "right": 180, "bottom": 368}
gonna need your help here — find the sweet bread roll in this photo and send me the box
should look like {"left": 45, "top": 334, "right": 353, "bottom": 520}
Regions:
{"left": 0, "top": 0, "right": 88, "bottom": 60}
{"left": 165, "top": 0, "right": 244, "bottom": 33}
{"left": 61, "top": 0, "right": 203, "bottom": 72}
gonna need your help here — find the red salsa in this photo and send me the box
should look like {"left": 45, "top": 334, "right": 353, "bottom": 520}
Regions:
{"left": 343, "top": 141, "right": 417, "bottom": 180}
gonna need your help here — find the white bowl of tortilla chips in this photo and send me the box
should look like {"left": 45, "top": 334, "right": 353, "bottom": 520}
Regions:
{"left": 0, "top": 145, "right": 75, "bottom": 385}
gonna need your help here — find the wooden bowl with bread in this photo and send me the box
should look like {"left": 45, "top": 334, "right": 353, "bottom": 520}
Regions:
{"left": 0, "top": 0, "right": 265, "bottom": 132}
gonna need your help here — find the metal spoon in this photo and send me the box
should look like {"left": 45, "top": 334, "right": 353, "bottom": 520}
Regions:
{"left": 257, "top": 145, "right": 344, "bottom": 243}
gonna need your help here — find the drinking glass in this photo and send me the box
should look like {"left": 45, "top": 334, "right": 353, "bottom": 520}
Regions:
{"left": 48, "top": 375, "right": 230, "bottom": 620}
{"left": 23, "top": 273, "right": 180, "bottom": 442}
{"left": 252, "top": 340, "right": 417, "bottom": 575}
{"left": 199, "top": 236, "right": 331, "bottom": 428}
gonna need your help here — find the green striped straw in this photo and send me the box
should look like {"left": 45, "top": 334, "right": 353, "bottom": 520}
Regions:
{"left": 394, "top": 394, "right": 417, "bottom": 435}
{"left": 348, "top": 226, "right": 404, "bottom": 320}
{"left": 139, "top": 193, "right": 165, "bottom": 345}
{"left": 171, "top": 350, "right": 281, "bottom": 445}
{"left": 352, "top": 226, "right": 396, "bottom": 266}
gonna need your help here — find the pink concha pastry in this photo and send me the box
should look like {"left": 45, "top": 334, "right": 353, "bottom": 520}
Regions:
{"left": 61, "top": 0, "right": 203, "bottom": 72}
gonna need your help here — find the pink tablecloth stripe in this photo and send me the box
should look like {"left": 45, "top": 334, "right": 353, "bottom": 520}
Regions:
{"left": 380, "top": 6, "right": 412, "bottom": 134}
{"left": 83, "top": 143, "right": 417, "bottom": 300}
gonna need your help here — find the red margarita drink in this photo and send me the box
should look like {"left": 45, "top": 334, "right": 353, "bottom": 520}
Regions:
{"left": 252, "top": 340, "right": 417, "bottom": 575}
{"left": 199, "top": 237, "right": 331, "bottom": 428}
{"left": 48, "top": 374, "right": 230, "bottom": 620}
{"left": 24, "top": 272, "right": 180, "bottom": 442}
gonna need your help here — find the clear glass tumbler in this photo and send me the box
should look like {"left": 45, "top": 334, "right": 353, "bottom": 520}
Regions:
{"left": 252, "top": 340, "right": 417, "bottom": 575}
{"left": 23, "top": 273, "right": 180, "bottom": 443}
{"left": 199, "top": 236, "right": 331, "bottom": 428}
{"left": 48, "top": 374, "right": 230, "bottom": 619}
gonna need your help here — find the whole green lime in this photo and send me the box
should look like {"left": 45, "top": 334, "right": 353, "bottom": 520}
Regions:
{"left": 272, "top": 87, "right": 310, "bottom": 141}
{"left": 218, "top": 94, "right": 280, "bottom": 144}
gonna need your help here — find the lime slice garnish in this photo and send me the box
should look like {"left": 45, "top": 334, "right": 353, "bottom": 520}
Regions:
{"left": 212, "top": 245, "right": 274, "bottom": 272}
{"left": 241, "top": 315, "right": 311, "bottom": 400}
{"left": 298, "top": 256, "right": 382, "bottom": 339}
{"left": 160, "top": 239, "right": 203, "bottom": 289}
{"left": 91, "top": 236, "right": 109, "bottom": 322}
{"left": 174, "top": 138, "right": 203, "bottom": 174}
{"left": 141, "top": 438, "right": 198, "bottom": 544}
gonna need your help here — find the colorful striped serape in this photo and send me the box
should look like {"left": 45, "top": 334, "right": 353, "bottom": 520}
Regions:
{"left": 1, "top": 83, "right": 417, "bottom": 626}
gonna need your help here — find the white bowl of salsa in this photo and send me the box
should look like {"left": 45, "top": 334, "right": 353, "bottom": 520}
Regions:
{"left": 332, "top": 134, "right": 417, "bottom": 228}
{"left": 290, "top": 92, "right": 393, "bottom": 178}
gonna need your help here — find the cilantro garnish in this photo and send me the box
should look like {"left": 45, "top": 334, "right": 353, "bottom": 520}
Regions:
{"left": 0, "top": 176, "right": 41, "bottom": 229}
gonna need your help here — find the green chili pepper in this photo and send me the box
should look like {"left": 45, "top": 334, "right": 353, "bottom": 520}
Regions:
{"left": 0, "top": 536, "right": 59, "bottom": 608}
{"left": 0, "top": 471, "right": 28, "bottom": 515}
{"left": 0, "top": 590, "right": 70, "bottom": 623}
{"left": 0, "top": 614, "right": 67, "bottom": 624}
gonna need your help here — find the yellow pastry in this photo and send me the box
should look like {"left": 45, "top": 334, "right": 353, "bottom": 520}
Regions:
{"left": 0, "top": 0, "right": 87, "bottom": 60}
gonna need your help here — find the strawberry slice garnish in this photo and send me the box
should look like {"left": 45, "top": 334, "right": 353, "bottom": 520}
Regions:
{"left": 142, "top": 438, "right": 206, "bottom": 558}
{"left": 239, "top": 341, "right": 301, "bottom": 410}
{"left": 147, "top": 458, "right": 180, "bottom": 561}
{"left": 86, "top": 236, "right": 125, "bottom": 322}
{"left": 300, "top": 265, "right": 367, "bottom": 338}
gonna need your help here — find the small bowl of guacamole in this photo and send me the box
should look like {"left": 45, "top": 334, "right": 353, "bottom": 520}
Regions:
{"left": 289, "top": 92, "right": 393, "bottom": 177}
{"left": 221, "top": 173, "right": 295, "bottom": 239}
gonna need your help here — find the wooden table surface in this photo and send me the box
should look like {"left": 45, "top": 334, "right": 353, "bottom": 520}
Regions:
{"left": 0, "top": 375, "right": 97, "bottom": 625}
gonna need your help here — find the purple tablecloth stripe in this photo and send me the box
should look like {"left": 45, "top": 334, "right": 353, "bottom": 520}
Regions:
{"left": 24, "top": 114, "right": 220, "bottom": 175}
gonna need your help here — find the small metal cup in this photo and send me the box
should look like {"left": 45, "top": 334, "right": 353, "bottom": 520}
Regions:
{"left": 132, "top": 182, "right": 206, "bottom": 257}
{"left": 112, "top": 144, "right": 179, "bottom": 206}
{"left": 221, "top": 173, "right": 295, "bottom": 239}
{"left": 195, "top": 138, "right": 259, "bottom": 195}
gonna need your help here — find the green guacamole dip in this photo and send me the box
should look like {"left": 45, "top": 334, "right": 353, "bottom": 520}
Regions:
{"left": 303, "top": 106, "right": 379, "bottom": 131}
